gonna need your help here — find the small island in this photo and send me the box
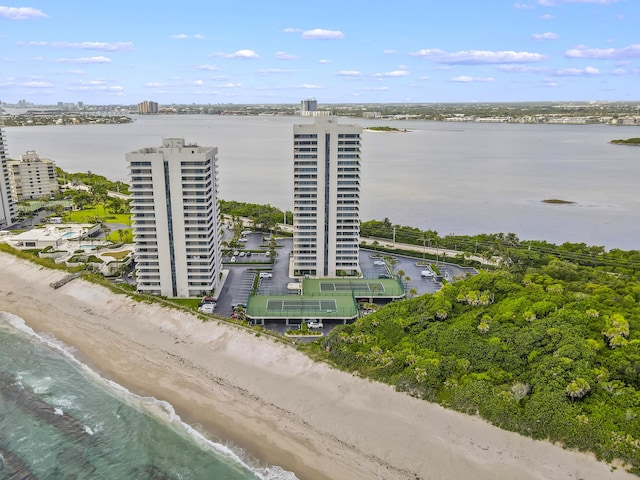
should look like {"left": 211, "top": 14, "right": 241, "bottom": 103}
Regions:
{"left": 610, "top": 137, "right": 640, "bottom": 146}
{"left": 542, "top": 199, "right": 576, "bottom": 205}
{"left": 366, "top": 126, "right": 407, "bottom": 132}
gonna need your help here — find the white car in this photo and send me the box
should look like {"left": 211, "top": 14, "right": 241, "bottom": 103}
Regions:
{"left": 373, "top": 260, "right": 386, "bottom": 266}
{"left": 421, "top": 270, "right": 434, "bottom": 278}
{"left": 239, "top": 251, "right": 246, "bottom": 257}
{"left": 198, "top": 303, "right": 216, "bottom": 314}
{"left": 259, "top": 272, "right": 273, "bottom": 279}
{"left": 233, "top": 250, "right": 240, "bottom": 256}
{"left": 306, "top": 320, "right": 323, "bottom": 329}
{"left": 230, "top": 256, "right": 236, "bottom": 262}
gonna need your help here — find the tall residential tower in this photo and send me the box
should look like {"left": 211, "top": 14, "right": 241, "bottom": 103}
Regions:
{"left": 127, "top": 138, "right": 222, "bottom": 298}
{"left": 293, "top": 116, "right": 362, "bottom": 277}
{"left": 0, "top": 126, "right": 15, "bottom": 229}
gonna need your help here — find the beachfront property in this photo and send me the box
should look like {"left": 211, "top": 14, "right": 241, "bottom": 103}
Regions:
{"left": 7, "top": 151, "right": 59, "bottom": 201}
{"left": 292, "top": 116, "right": 362, "bottom": 277}
{"left": 0, "top": 126, "right": 16, "bottom": 229}
{"left": 126, "top": 138, "right": 223, "bottom": 298}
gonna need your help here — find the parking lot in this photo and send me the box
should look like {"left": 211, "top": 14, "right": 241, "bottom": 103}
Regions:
{"left": 215, "top": 235, "right": 476, "bottom": 329}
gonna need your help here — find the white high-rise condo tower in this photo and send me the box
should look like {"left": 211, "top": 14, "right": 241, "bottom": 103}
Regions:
{"left": 127, "top": 138, "right": 222, "bottom": 298}
{"left": 0, "top": 126, "right": 15, "bottom": 229}
{"left": 293, "top": 116, "right": 362, "bottom": 277}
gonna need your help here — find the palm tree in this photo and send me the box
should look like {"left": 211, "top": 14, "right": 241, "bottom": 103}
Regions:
{"left": 566, "top": 378, "right": 591, "bottom": 403}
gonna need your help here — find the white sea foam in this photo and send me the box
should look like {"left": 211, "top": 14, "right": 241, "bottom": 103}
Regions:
{"left": 54, "top": 408, "right": 64, "bottom": 416}
{"left": 0, "top": 310, "right": 299, "bottom": 480}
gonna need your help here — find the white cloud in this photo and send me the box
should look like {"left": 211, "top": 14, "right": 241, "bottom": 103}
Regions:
{"left": 302, "top": 29, "right": 344, "bottom": 40}
{"left": 514, "top": 3, "right": 535, "bottom": 9}
{"left": 258, "top": 68, "right": 288, "bottom": 75}
{"left": 538, "top": 14, "right": 555, "bottom": 19}
{"left": 383, "top": 49, "right": 397, "bottom": 54}
{"left": 192, "top": 80, "right": 204, "bottom": 86}
{"left": 21, "top": 80, "right": 53, "bottom": 87}
{"left": 337, "top": 70, "right": 361, "bottom": 77}
{"left": 294, "top": 84, "right": 324, "bottom": 89}
{"left": 227, "top": 49, "right": 260, "bottom": 59}
{"left": 171, "top": 34, "right": 203, "bottom": 40}
{"left": 317, "top": 59, "right": 331, "bottom": 64}
{"left": 498, "top": 64, "right": 550, "bottom": 73}
{"left": 218, "top": 82, "right": 241, "bottom": 88}
{"left": 282, "top": 27, "right": 300, "bottom": 33}
{"left": 531, "top": 32, "right": 559, "bottom": 41}
{"left": 553, "top": 66, "right": 600, "bottom": 75}
{"left": 52, "top": 41, "right": 134, "bottom": 52}
{"left": 57, "top": 56, "right": 112, "bottom": 64}
{"left": 450, "top": 76, "right": 495, "bottom": 82}
{"left": 373, "top": 70, "right": 409, "bottom": 77}
{"left": 409, "top": 49, "right": 546, "bottom": 64}
{"left": 68, "top": 85, "right": 124, "bottom": 92}
{"left": 196, "top": 64, "right": 219, "bottom": 71}
{"left": 0, "top": 6, "right": 46, "bottom": 19}
{"left": 275, "top": 51, "right": 299, "bottom": 60}
{"left": 538, "top": 0, "right": 619, "bottom": 5}
{"left": 144, "top": 82, "right": 167, "bottom": 87}
{"left": 362, "top": 86, "right": 390, "bottom": 91}
{"left": 566, "top": 44, "right": 640, "bottom": 59}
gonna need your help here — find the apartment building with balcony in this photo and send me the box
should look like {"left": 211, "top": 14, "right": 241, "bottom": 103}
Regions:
{"left": 0, "top": 126, "right": 15, "bottom": 229}
{"left": 292, "top": 116, "right": 362, "bottom": 277}
{"left": 126, "top": 138, "right": 222, "bottom": 298}
{"left": 8, "top": 150, "right": 59, "bottom": 201}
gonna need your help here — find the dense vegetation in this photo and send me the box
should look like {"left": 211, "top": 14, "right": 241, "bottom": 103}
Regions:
{"left": 219, "top": 199, "right": 291, "bottom": 232}
{"left": 361, "top": 218, "right": 640, "bottom": 273}
{"left": 611, "top": 138, "right": 640, "bottom": 146}
{"left": 313, "top": 252, "right": 640, "bottom": 472}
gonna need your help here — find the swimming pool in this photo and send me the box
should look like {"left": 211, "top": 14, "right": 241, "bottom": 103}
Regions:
{"left": 61, "top": 231, "right": 77, "bottom": 239}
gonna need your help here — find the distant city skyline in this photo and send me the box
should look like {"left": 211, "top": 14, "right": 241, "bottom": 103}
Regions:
{"left": 1, "top": 1, "right": 639, "bottom": 105}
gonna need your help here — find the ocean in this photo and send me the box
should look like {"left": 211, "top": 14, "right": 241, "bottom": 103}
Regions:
{"left": 0, "top": 311, "right": 296, "bottom": 480}
{"left": 3, "top": 115, "right": 640, "bottom": 250}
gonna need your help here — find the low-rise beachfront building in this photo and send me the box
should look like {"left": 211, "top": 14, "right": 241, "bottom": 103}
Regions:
{"left": 126, "top": 138, "right": 223, "bottom": 298}
{"left": 7, "top": 150, "right": 59, "bottom": 200}
{"left": 0, "top": 126, "right": 15, "bottom": 229}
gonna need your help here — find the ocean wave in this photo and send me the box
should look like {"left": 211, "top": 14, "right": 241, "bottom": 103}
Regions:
{"left": 0, "top": 310, "right": 299, "bottom": 480}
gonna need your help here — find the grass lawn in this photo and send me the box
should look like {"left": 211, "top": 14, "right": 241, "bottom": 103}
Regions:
{"left": 170, "top": 298, "right": 202, "bottom": 309}
{"left": 101, "top": 250, "right": 132, "bottom": 260}
{"left": 64, "top": 206, "right": 131, "bottom": 225}
{"left": 107, "top": 229, "right": 133, "bottom": 243}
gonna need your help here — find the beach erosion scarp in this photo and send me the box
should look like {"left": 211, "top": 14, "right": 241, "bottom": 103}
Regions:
{"left": 0, "top": 251, "right": 636, "bottom": 480}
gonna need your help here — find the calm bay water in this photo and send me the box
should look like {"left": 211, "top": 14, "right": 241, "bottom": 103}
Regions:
{"left": 4, "top": 114, "right": 640, "bottom": 249}
{"left": 0, "top": 312, "right": 295, "bottom": 480}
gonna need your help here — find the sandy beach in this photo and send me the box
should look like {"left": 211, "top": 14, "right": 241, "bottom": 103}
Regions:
{"left": 0, "top": 252, "right": 636, "bottom": 480}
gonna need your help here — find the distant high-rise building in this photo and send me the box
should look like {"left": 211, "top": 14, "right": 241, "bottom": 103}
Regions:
{"left": 126, "top": 138, "right": 223, "bottom": 298}
{"left": 300, "top": 98, "right": 318, "bottom": 113}
{"left": 0, "top": 126, "right": 15, "bottom": 228}
{"left": 8, "top": 151, "right": 59, "bottom": 200}
{"left": 292, "top": 116, "right": 362, "bottom": 277}
{"left": 137, "top": 100, "right": 159, "bottom": 115}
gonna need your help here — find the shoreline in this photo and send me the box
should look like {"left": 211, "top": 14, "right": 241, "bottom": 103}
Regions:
{"left": 0, "top": 252, "right": 637, "bottom": 480}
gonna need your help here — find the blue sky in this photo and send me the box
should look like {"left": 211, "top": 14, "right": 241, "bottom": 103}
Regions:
{"left": 1, "top": 0, "right": 638, "bottom": 105}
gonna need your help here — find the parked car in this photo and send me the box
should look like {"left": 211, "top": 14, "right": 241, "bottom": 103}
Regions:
{"left": 379, "top": 274, "right": 392, "bottom": 279}
{"left": 198, "top": 303, "right": 215, "bottom": 314}
{"left": 421, "top": 270, "right": 434, "bottom": 278}
{"left": 239, "top": 251, "right": 246, "bottom": 257}
{"left": 259, "top": 272, "right": 273, "bottom": 279}
{"left": 373, "top": 260, "right": 386, "bottom": 266}
{"left": 230, "top": 256, "right": 236, "bottom": 262}
{"left": 233, "top": 250, "right": 240, "bottom": 256}
{"left": 238, "top": 237, "right": 248, "bottom": 242}
{"left": 306, "top": 320, "right": 323, "bottom": 329}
